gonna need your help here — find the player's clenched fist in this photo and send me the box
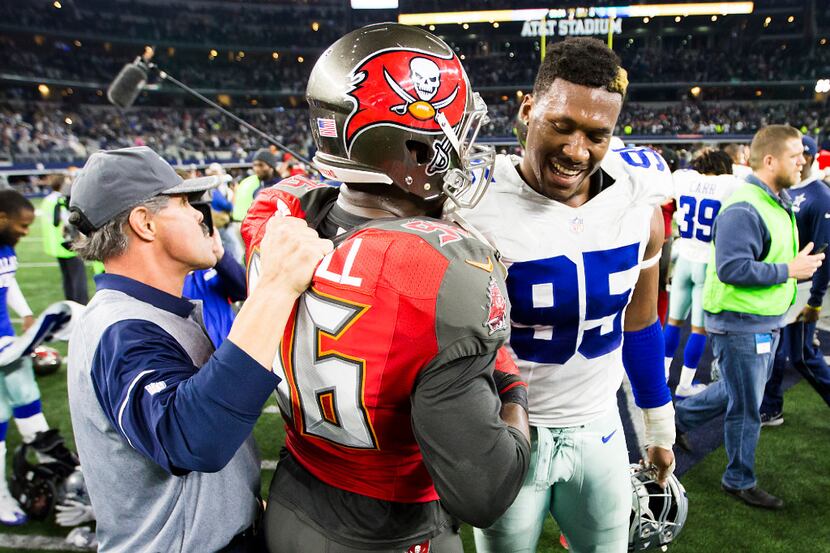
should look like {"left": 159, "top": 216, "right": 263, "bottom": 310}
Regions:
{"left": 258, "top": 216, "right": 333, "bottom": 295}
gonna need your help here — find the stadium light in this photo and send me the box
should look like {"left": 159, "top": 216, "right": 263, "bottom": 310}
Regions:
{"left": 816, "top": 79, "right": 830, "bottom": 94}
{"left": 37, "top": 84, "right": 50, "bottom": 97}
{"left": 690, "top": 86, "right": 701, "bottom": 97}
{"left": 398, "top": 2, "right": 753, "bottom": 25}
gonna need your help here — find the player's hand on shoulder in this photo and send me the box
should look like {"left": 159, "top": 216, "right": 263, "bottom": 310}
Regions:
{"left": 258, "top": 216, "right": 333, "bottom": 295}
{"left": 240, "top": 188, "right": 293, "bottom": 249}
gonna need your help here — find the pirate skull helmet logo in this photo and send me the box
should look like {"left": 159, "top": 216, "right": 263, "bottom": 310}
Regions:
{"left": 410, "top": 57, "right": 440, "bottom": 101}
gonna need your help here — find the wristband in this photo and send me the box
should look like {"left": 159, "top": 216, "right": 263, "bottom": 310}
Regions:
{"left": 642, "top": 402, "right": 675, "bottom": 451}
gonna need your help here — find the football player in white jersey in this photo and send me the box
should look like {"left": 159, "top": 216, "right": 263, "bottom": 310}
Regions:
{"left": 665, "top": 150, "right": 743, "bottom": 398}
{"left": 458, "top": 38, "right": 676, "bottom": 553}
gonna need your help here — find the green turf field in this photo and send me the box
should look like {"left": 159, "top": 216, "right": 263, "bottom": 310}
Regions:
{"left": 3, "top": 200, "right": 829, "bottom": 552}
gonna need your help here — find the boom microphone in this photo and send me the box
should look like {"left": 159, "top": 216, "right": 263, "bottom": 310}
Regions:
{"left": 106, "top": 58, "right": 149, "bottom": 109}
{"left": 105, "top": 49, "right": 314, "bottom": 166}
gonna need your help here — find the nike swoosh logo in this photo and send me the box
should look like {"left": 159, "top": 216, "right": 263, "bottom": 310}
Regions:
{"left": 465, "top": 256, "right": 493, "bottom": 273}
{"left": 601, "top": 430, "right": 617, "bottom": 443}
{"left": 825, "top": 213, "right": 830, "bottom": 219}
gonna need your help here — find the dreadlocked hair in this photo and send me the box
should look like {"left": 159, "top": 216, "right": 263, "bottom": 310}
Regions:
{"left": 690, "top": 149, "right": 733, "bottom": 175}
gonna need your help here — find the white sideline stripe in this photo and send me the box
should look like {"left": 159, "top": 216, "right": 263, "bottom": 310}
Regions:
{"left": 0, "top": 533, "right": 94, "bottom": 550}
{"left": 261, "top": 459, "right": 278, "bottom": 470}
{"left": 17, "top": 262, "right": 61, "bottom": 268}
{"left": 263, "top": 405, "right": 279, "bottom": 414}
{"left": 118, "top": 370, "right": 155, "bottom": 449}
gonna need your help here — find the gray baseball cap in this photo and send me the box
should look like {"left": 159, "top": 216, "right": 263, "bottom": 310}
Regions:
{"left": 69, "top": 146, "right": 218, "bottom": 233}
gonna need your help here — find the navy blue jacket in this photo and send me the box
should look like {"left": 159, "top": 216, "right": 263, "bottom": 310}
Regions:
{"left": 788, "top": 177, "right": 830, "bottom": 307}
{"left": 91, "top": 274, "right": 277, "bottom": 474}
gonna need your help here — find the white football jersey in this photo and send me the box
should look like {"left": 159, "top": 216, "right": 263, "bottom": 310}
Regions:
{"left": 671, "top": 170, "right": 743, "bottom": 264}
{"left": 732, "top": 163, "right": 753, "bottom": 180}
{"left": 459, "top": 148, "right": 670, "bottom": 427}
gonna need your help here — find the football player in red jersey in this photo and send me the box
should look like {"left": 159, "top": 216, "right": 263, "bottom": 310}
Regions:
{"left": 242, "top": 23, "right": 531, "bottom": 553}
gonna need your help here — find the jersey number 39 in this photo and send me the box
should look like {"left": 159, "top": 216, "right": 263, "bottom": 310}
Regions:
{"left": 677, "top": 195, "right": 721, "bottom": 242}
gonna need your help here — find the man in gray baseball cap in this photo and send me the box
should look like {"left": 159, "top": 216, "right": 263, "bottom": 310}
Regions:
{"left": 69, "top": 146, "right": 218, "bottom": 233}
{"left": 65, "top": 146, "right": 332, "bottom": 551}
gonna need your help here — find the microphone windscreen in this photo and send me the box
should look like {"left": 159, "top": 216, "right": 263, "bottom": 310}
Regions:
{"left": 107, "top": 61, "right": 148, "bottom": 109}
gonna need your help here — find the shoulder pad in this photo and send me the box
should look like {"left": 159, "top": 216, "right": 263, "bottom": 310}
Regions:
{"left": 272, "top": 175, "right": 336, "bottom": 198}
{"left": 363, "top": 216, "right": 492, "bottom": 259}
{"left": 353, "top": 217, "right": 509, "bottom": 358}
{"left": 605, "top": 146, "right": 672, "bottom": 206}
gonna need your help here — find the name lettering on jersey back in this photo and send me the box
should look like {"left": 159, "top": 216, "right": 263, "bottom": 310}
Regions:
{"left": 401, "top": 220, "right": 470, "bottom": 247}
{"left": 278, "top": 176, "right": 330, "bottom": 190}
{"left": 690, "top": 181, "right": 718, "bottom": 196}
{"left": 316, "top": 238, "right": 363, "bottom": 287}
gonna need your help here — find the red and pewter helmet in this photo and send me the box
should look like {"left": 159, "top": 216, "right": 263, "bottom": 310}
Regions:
{"left": 31, "top": 346, "right": 61, "bottom": 377}
{"left": 307, "top": 22, "right": 494, "bottom": 209}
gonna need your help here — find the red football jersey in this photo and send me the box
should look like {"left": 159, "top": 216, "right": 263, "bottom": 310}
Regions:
{"left": 243, "top": 178, "right": 509, "bottom": 503}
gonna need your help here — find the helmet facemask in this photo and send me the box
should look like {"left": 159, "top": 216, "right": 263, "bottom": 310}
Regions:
{"left": 628, "top": 464, "right": 688, "bottom": 552}
{"left": 436, "top": 92, "right": 495, "bottom": 210}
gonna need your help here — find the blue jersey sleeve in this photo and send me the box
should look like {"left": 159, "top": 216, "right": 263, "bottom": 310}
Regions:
{"left": 90, "top": 319, "right": 278, "bottom": 475}
{"left": 212, "top": 252, "right": 248, "bottom": 303}
{"left": 211, "top": 189, "right": 234, "bottom": 213}
{"left": 807, "top": 190, "right": 830, "bottom": 307}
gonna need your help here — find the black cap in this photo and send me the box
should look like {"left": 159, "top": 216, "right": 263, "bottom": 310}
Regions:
{"left": 252, "top": 148, "right": 277, "bottom": 169}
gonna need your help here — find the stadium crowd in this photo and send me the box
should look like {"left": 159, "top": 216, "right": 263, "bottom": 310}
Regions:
{"left": 3, "top": 32, "right": 829, "bottom": 93}
{"left": 0, "top": 104, "right": 313, "bottom": 165}
{"left": 2, "top": 100, "right": 828, "bottom": 165}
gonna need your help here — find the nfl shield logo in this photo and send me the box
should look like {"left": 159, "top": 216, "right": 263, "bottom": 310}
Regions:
{"left": 569, "top": 216, "right": 584, "bottom": 234}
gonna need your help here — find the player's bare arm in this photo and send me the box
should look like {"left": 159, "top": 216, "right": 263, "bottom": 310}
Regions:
{"left": 624, "top": 207, "right": 664, "bottom": 333}
{"left": 624, "top": 206, "right": 676, "bottom": 486}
